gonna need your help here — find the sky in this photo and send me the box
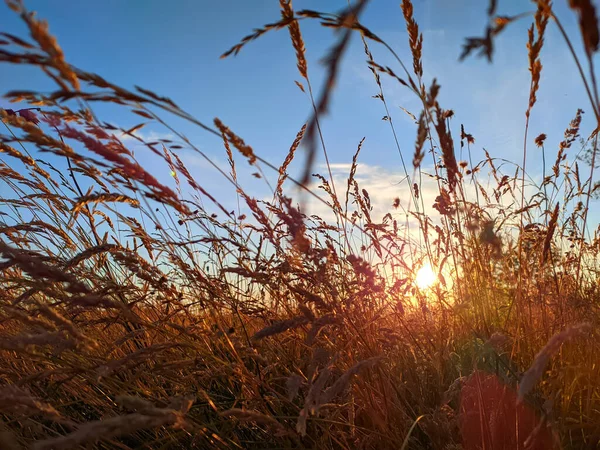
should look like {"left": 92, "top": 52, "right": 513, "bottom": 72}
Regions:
{"left": 1, "top": 0, "right": 599, "bottom": 239}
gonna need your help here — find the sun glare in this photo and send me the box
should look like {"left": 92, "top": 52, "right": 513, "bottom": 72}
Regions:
{"left": 415, "top": 263, "right": 437, "bottom": 290}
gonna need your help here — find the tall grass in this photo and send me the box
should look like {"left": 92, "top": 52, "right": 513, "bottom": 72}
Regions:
{"left": 0, "top": 0, "right": 599, "bottom": 448}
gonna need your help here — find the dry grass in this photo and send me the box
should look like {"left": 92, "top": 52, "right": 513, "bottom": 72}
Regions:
{"left": 1, "top": 0, "right": 600, "bottom": 449}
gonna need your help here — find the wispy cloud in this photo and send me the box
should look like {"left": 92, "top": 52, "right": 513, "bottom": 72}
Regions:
{"left": 296, "top": 162, "right": 446, "bottom": 229}
{"left": 117, "top": 128, "right": 175, "bottom": 144}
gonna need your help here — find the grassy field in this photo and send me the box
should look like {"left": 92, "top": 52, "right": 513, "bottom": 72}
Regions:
{"left": 1, "top": 0, "right": 599, "bottom": 448}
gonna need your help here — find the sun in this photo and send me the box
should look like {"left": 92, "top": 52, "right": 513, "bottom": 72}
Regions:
{"left": 415, "top": 263, "right": 437, "bottom": 290}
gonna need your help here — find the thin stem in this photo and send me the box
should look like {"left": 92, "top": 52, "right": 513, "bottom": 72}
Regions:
{"left": 551, "top": 14, "right": 600, "bottom": 122}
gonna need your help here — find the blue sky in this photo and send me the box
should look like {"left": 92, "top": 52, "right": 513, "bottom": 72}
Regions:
{"left": 1, "top": 0, "right": 598, "bottom": 237}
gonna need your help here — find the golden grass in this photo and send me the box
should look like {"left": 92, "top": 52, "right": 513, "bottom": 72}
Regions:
{"left": 0, "top": 0, "right": 600, "bottom": 449}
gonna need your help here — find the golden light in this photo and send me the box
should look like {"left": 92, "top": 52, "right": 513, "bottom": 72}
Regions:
{"left": 415, "top": 263, "right": 437, "bottom": 290}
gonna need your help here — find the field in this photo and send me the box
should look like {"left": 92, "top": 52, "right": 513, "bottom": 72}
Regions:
{"left": 1, "top": 0, "right": 600, "bottom": 449}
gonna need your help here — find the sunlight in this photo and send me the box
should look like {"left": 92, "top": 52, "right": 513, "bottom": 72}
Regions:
{"left": 415, "top": 263, "right": 437, "bottom": 290}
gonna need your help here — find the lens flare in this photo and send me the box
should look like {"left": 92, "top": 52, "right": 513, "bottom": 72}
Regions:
{"left": 415, "top": 263, "right": 437, "bottom": 290}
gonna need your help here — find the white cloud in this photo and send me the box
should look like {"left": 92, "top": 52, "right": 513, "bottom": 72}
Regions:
{"left": 295, "top": 162, "right": 446, "bottom": 231}
{"left": 280, "top": 157, "right": 566, "bottom": 241}
{"left": 117, "top": 128, "right": 175, "bottom": 144}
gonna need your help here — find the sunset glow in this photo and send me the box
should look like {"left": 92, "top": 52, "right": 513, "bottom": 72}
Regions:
{"left": 415, "top": 263, "right": 437, "bottom": 290}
